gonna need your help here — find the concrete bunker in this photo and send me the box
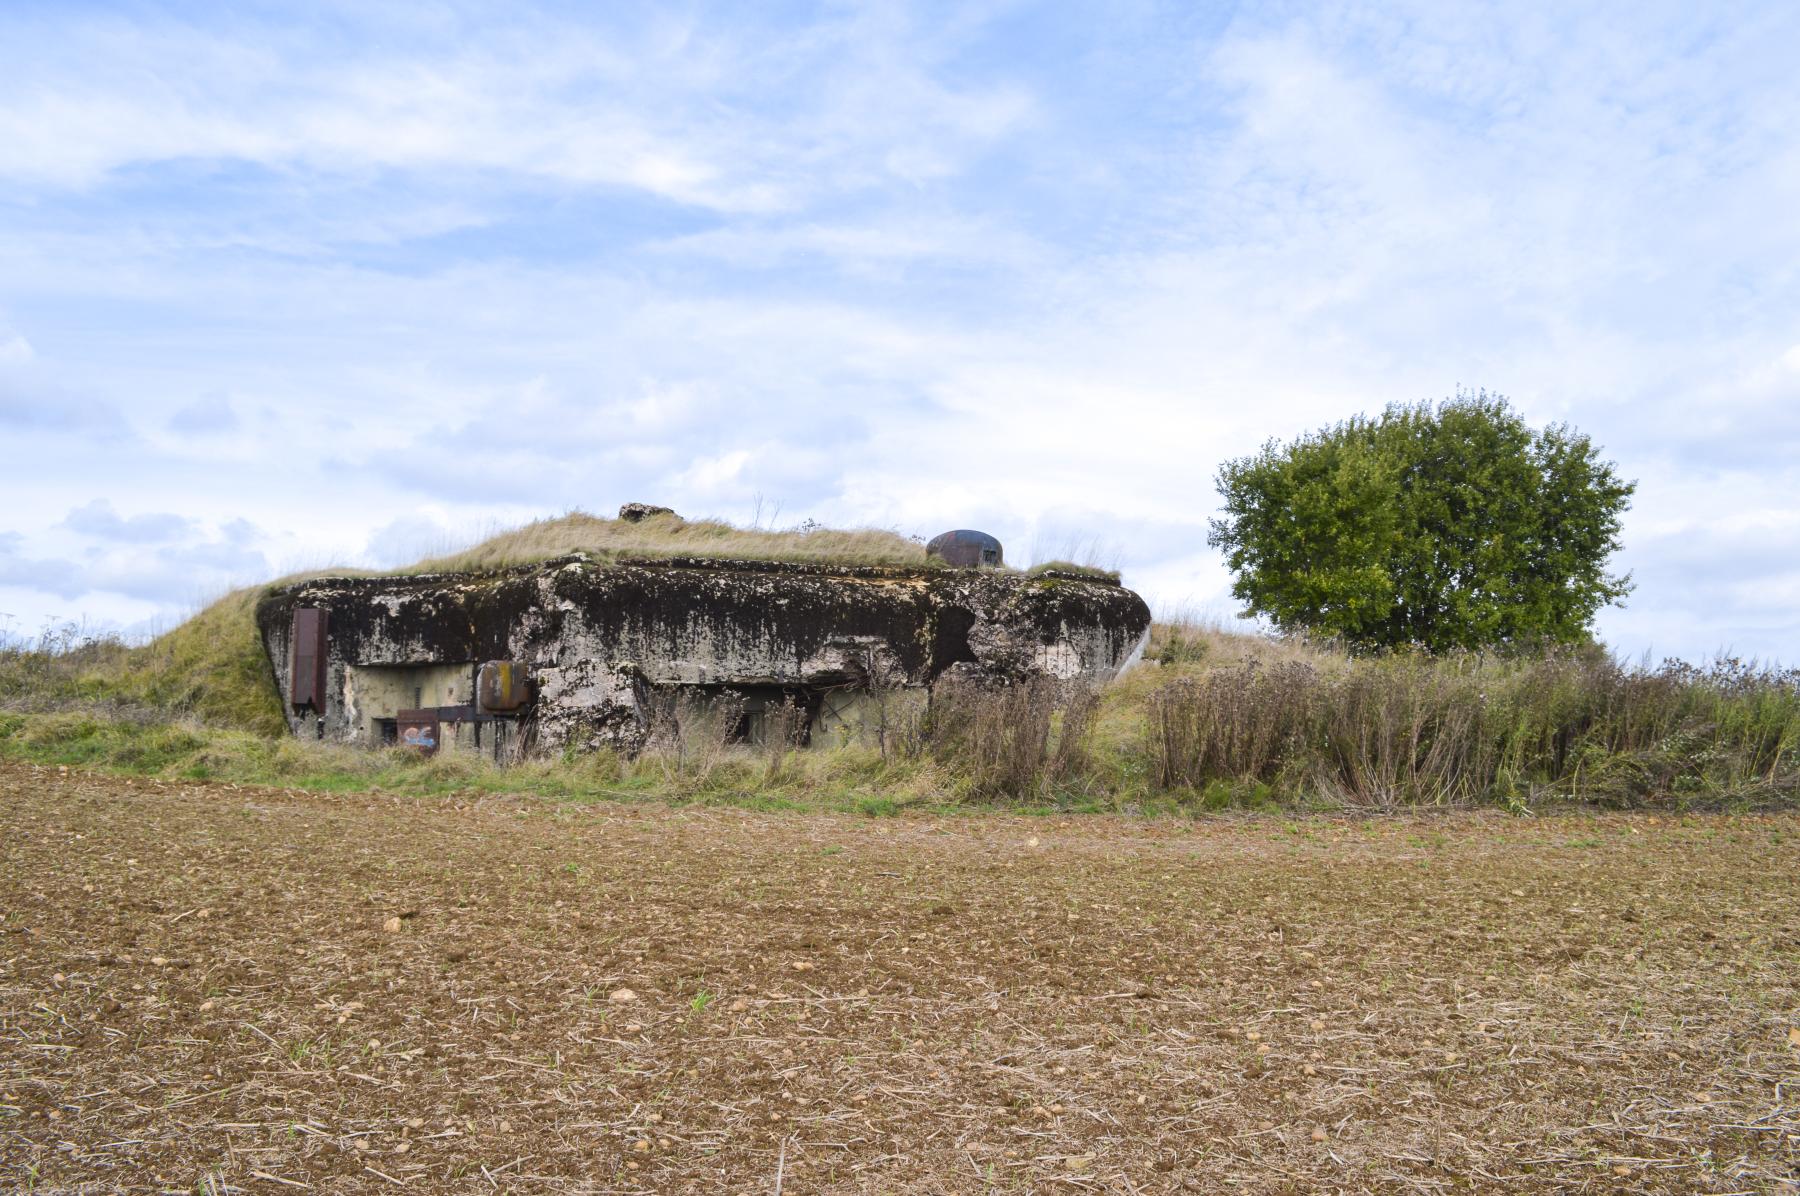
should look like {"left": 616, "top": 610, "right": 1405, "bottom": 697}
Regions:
{"left": 257, "top": 524, "right": 1150, "bottom": 761}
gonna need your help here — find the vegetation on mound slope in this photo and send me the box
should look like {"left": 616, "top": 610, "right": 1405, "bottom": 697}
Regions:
{"left": 0, "top": 587, "right": 289, "bottom": 735}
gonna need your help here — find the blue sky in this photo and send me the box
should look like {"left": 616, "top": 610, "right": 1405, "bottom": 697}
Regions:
{"left": 3, "top": 0, "right": 1799, "bottom": 661}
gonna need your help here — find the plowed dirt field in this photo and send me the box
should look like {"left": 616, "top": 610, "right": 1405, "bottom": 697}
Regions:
{"left": 3, "top": 762, "right": 1797, "bottom": 1193}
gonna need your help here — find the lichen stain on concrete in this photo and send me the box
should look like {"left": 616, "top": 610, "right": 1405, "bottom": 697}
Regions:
{"left": 257, "top": 553, "right": 1151, "bottom": 758}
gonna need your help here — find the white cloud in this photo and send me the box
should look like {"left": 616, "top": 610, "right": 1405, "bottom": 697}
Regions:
{"left": 0, "top": 5, "right": 1034, "bottom": 218}
{"left": 362, "top": 513, "right": 464, "bottom": 569}
{"left": 1, "top": 502, "right": 272, "bottom": 606}
{"left": 653, "top": 214, "right": 1047, "bottom": 274}
{"left": 677, "top": 449, "right": 755, "bottom": 498}
{"left": 166, "top": 394, "right": 239, "bottom": 436}
{"left": 62, "top": 499, "right": 194, "bottom": 543}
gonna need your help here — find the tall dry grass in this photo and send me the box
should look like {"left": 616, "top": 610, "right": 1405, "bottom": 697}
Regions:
{"left": 1142, "top": 644, "right": 1800, "bottom": 807}
{"left": 408, "top": 510, "right": 938, "bottom": 573}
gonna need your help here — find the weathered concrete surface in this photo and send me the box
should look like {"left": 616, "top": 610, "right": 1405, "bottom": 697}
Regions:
{"left": 257, "top": 554, "right": 1150, "bottom": 755}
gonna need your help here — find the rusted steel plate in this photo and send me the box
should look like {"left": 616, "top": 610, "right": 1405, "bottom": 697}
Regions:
{"left": 289, "top": 608, "right": 327, "bottom": 712}
{"left": 477, "top": 661, "right": 534, "bottom": 713}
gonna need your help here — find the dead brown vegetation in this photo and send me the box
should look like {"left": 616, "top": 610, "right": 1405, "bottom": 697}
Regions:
{"left": 929, "top": 675, "right": 1101, "bottom": 799}
{"left": 1138, "top": 641, "right": 1800, "bottom": 808}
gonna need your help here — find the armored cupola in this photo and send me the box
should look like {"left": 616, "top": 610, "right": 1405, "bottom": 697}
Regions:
{"left": 926, "top": 529, "right": 1004, "bottom": 568}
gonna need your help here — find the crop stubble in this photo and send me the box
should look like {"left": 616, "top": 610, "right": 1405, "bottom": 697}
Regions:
{"left": 2, "top": 762, "right": 1797, "bottom": 1193}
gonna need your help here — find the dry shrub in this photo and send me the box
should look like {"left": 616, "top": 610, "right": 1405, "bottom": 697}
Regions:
{"left": 1493, "top": 653, "right": 1800, "bottom": 803}
{"left": 1312, "top": 657, "right": 1492, "bottom": 805}
{"left": 1147, "top": 661, "right": 1317, "bottom": 790}
{"left": 641, "top": 692, "right": 743, "bottom": 785}
{"left": 1049, "top": 684, "right": 1102, "bottom": 783}
{"left": 847, "top": 645, "right": 927, "bottom": 762}
{"left": 759, "top": 697, "right": 807, "bottom": 782}
{"left": 874, "top": 694, "right": 928, "bottom": 762}
{"left": 929, "top": 674, "right": 1098, "bottom": 799}
{"left": 0, "top": 622, "right": 130, "bottom": 710}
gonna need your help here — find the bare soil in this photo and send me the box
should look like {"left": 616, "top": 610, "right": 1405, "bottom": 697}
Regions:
{"left": 3, "top": 761, "right": 1797, "bottom": 1193}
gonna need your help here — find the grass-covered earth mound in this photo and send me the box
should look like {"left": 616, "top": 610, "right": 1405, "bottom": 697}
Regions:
{"left": 2, "top": 586, "right": 287, "bottom": 735}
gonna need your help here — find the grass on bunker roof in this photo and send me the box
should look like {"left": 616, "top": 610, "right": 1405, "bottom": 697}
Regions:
{"left": 400, "top": 510, "right": 1120, "bottom": 578}
{"left": 402, "top": 509, "right": 941, "bottom": 574}
{"left": 3, "top": 760, "right": 1798, "bottom": 1193}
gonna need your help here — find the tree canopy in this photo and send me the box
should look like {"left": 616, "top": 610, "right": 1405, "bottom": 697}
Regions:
{"left": 1207, "top": 392, "right": 1635, "bottom": 652}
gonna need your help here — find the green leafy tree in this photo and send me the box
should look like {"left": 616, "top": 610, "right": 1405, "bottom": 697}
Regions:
{"left": 1207, "top": 392, "right": 1635, "bottom": 652}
